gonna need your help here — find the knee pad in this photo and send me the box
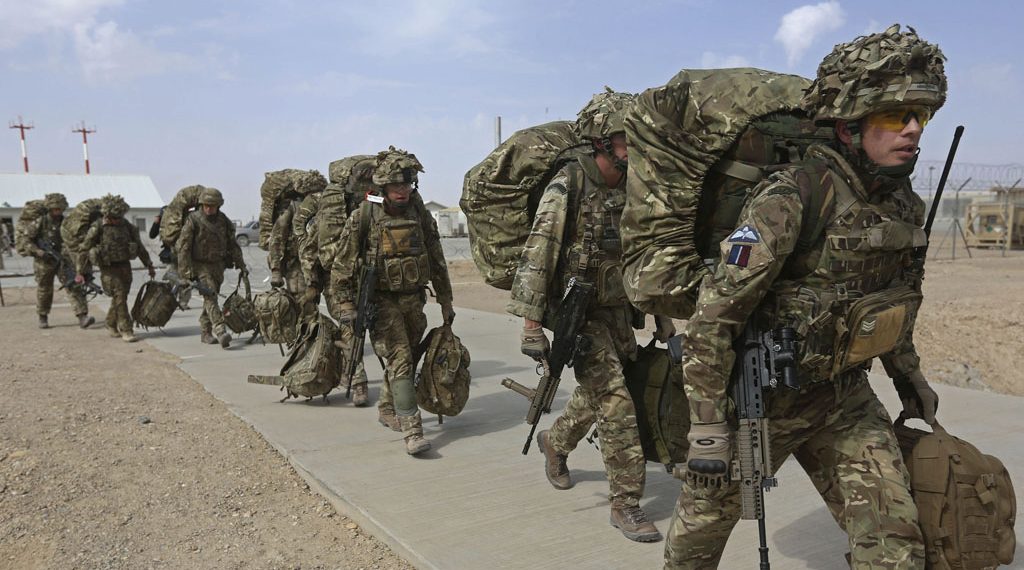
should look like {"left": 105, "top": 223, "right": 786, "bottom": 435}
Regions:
{"left": 391, "top": 375, "right": 417, "bottom": 416}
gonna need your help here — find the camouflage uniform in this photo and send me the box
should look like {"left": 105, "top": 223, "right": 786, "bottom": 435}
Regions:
{"left": 329, "top": 147, "right": 453, "bottom": 454}
{"left": 25, "top": 194, "right": 91, "bottom": 324}
{"left": 664, "top": 25, "right": 946, "bottom": 569}
{"left": 507, "top": 155, "right": 646, "bottom": 510}
{"left": 177, "top": 191, "right": 246, "bottom": 341}
{"left": 79, "top": 195, "right": 154, "bottom": 340}
{"left": 269, "top": 199, "right": 308, "bottom": 295}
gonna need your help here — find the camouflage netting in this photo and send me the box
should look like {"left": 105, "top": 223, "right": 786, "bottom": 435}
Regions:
{"left": 258, "top": 169, "right": 328, "bottom": 250}
{"left": 160, "top": 185, "right": 207, "bottom": 247}
{"left": 61, "top": 197, "right": 104, "bottom": 254}
{"left": 14, "top": 199, "right": 47, "bottom": 256}
{"left": 460, "top": 121, "right": 588, "bottom": 289}
{"left": 802, "top": 23, "right": 947, "bottom": 123}
{"left": 620, "top": 68, "right": 822, "bottom": 318}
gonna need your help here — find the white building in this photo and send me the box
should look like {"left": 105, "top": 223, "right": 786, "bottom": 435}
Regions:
{"left": 421, "top": 200, "right": 467, "bottom": 237}
{"left": 0, "top": 173, "right": 165, "bottom": 242}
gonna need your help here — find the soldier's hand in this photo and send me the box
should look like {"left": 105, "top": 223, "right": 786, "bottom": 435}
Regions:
{"left": 520, "top": 325, "right": 549, "bottom": 361}
{"left": 896, "top": 369, "right": 939, "bottom": 425}
{"left": 74, "top": 274, "right": 85, "bottom": 285}
{"left": 270, "top": 270, "right": 284, "bottom": 288}
{"left": 441, "top": 302, "right": 455, "bottom": 326}
{"left": 654, "top": 315, "right": 676, "bottom": 343}
{"left": 147, "top": 266, "right": 156, "bottom": 279}
{"left": 337, "top": 301, "right": 356, "bottom": 324}
{"left": 239, "top": 267, "right": 249, "bottom": 278}
{"left": 685, "top": 422, "right": 732, "bottom": 491}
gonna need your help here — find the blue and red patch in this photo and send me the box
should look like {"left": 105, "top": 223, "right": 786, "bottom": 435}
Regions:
{"left": 726, "top": 244, "right": 752, "bottom": 267}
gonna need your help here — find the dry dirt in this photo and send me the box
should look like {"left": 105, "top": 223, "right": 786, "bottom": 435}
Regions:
{"left": 0, "top": 246, "right": 1020, "bottom": 570}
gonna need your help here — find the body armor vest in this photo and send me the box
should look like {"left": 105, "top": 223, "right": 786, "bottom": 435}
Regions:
{"left": 188, "top": 211, "right": 229, "bottom": 263}
{"left": 560, "top": 161, "right": 628, "bottom": 307}
{"left": 96, "top": 222, "right": 135, "bottom": 265}
{"left": 38, "top": 215, "right": 63, "bottom": 250}
{"left": 366, "top": 204, "right": 432, "bottom": 293}
{"left": 772, "top": 145, "right": 927, "bottom": 381}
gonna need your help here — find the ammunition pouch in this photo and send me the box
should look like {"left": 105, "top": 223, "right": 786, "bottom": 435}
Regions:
{"left": 832, "top": 285, "right": 921, "bottom": 375}
{"left": 375, "top": 218, "right": 431, "bottom": 292}
{"left": 595, "top": 260, "right": 628, "bottom": 307}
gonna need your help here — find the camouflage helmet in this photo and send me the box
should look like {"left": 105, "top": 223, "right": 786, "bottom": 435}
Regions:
{"left": 573, "top": 88, "right": 635, "bottom": 139}
{"left": 43, "top": 193, "right": 69, "bottom": 210}
{"left": 802, "top": 24, "right": 947, "bottom": 124}
{"left": 372, "top": 146, "right": 424, "bottom": 186}
{"left": 100, "top": 194, "right": 130, "bottom": 217}
{"left": 199, "top": 187, "right": 224, "bottom": 206}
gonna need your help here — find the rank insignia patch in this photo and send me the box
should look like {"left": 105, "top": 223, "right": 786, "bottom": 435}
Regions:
{"left": 728, "top": 224, "right": 761, "bottom": 243}
{"left": 727, "top": 244, "right": 751, "bottom": 267}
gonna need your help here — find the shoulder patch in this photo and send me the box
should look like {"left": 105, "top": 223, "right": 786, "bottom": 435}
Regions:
{"left": 727, "top": 224, "right": 761, "bottom": 244}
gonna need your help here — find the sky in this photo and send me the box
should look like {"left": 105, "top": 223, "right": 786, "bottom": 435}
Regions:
{"left": 1, "top": 0, "right": 1021, "bottom": 220}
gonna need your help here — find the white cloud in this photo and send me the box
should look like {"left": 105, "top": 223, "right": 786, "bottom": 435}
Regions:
{"left": 72, "top": 20, "right": 194, "bottom": 82}
{"left": 0, "top": 0, "right": 124, "bottom": 49}
{"left": 700, "top": 51, "right": 751, "bottom": 68}
{"left": 285, "top": 72, "right": 413, "bottom": 98}
{"left": 339, "top": 0, "right": 498, "bottom": 58}
{"left": 774, "top": 1, "right": 845, "bottom": 67}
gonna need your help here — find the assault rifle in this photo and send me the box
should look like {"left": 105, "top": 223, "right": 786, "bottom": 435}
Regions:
{"left": 35, "top": 238, "right": 104, "bottom": 298}
{"left": 731, "top": 320, "right": 799, "bottom": 570}
{"left": 502, "top": 277, "right": 594, "bottom": 455}
{"left": 173, "top": 278, "right": 215, "bottom": 298}
{"left": 345, "top": 263, "right": 377, "bottom": 399}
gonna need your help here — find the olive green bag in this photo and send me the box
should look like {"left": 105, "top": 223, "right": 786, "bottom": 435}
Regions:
{"left": 253, "top": 287, "right": 300, "bottom": 345}
{"left": 247, "top": 313, "right": 342, "bottom": 401}
{"left": 222, "top": 274, "right": 257, "bottom": 334}
{"left": 258, "top": 169, "right": 327, "bottom": 251}
{"left": 895, "top": 418, "right": 1017, "bottom": 569}
{"left": 14, "top": 199, "right": 46, "bottom": 256}
{"left": 130, "top": 279, "right": 178, "bottom": 329}
{"left": 460, "top": 121, "right": 589, "bottom": 289}
{"left": 623, "top": 339, "right": 690, "bottom": 468}
{"left": 413, "top": 324, "right": 471, "bottom": 418}
{"left": 159, "top": 185, "right": 206, "bottom": 248}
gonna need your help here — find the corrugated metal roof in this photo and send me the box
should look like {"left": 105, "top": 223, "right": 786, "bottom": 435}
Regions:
{"left": 0, "top": 173, "right": 164, "bottom": 209}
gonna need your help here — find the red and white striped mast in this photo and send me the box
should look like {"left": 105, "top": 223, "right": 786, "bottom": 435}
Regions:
{"left": 8, "top": 116, "right": 34, "bottom": 173}
{"left": 73, "top": 121, "right": 97, "bottom": 174}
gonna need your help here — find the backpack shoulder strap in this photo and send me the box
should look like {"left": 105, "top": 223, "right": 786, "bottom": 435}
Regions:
{"left": 789, "top": 156, "right": 837, "bottom": 254}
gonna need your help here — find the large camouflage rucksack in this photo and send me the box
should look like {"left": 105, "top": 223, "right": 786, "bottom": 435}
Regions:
{"left": 159, "top": 185, "right": 206, "bottom": 247}
{"left": 620, "top": 68, "right": 833, "bottom": 318}
{"left": 460, "top": 121, "right": 589, "bottom": 289}
{"left": 130, "top": 279, "right": 178, "bottom": 329}
{"left": 258, "top": 169, "right": 327, "bottom": 251}
{"left": 253, "top": 287, "right": 301, "bottom": 345}
{"left": 624, "top": 339, "right": 690, "bottom": 468}
{"left": 895, "top": 419, "right": 1017, "bottom": 569}
{"left": 247, "top": 313, "right": 342, "bottom": 401}
{"left": 61, "top": 198, "right": 105, "bottom": 270}
{"left": 413, "top": 324, "right": 471, "bottom": 418}
{"left": 14, "top": 200, "right": 47, "bottom": 256}
{"left": 318, "top": 155, "right": 377, "bottom": 271}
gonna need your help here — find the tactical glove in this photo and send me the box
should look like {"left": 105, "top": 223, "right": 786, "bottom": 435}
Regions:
{"left": 270, "top": 270, "right": 284, "bottom": 288}
{"left": 520, "top": 325, "right": 550, "bottom": 361}
{"left": 441, "top": 302, "right": 456, "bottom": 326}
{"left": 654, "top": 315, "right": 676, "bottom": 343}
{"left": 895, "top": 369, "right": 938, "bottom": 424}
{"left": 685, "top": 422, "right": 732, "bottom": 490}
{"left": 337, "top": 301, "right": 356, "bottom": 324}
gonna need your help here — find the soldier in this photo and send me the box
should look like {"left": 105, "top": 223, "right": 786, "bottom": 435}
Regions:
{"left": 23, "top": 193, "right": 95, "bottom": 330}
{"left": 664, "top": 24, "right": 945, "bottom": 568}
{"left": 177, "top": 187, "right": 248, "bottom": 349}
{"left": 269, "top": 195, "right": 309, "bottom": 298}
{"left": 507, "top": 91, "right": 666, "bottom": 543}
{"left": 329, "top": 147, "right": 454, "bottom": 455}
{"left": 77, "top": 194, "right": 156, "bottom": 342}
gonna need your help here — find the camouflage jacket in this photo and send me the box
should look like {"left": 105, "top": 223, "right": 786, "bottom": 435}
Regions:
{"left": 329, "top": 199, "right": 453, "bottom": 306}
{"left": 26, "top": 214, "right": 64, "bottom": 258}
{"left": 79, "top": 218, "right": 152, "bottom": 270}
{"left": 268, "top": 200, "right": 299, "bottom": 273}
{"left": 682, "top": 144, "right": 927, "bottom": 424}
{"left": 177, "top": 210, "right": 245, "bottom": 276}
{"left": 292, "top": 192, "right": 322, "bottom": 285}
{"left": 507, "top": 156, "right": 629, "bottom": 324}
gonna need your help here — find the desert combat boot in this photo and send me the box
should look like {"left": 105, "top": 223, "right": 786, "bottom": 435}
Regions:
{"left": 38, "top": 315, "right": 49, "bottom": 329}
{"left": 537, "top": 430, "right": 572, "bottom": 490}
{"left": 610, "top": 505, "right": 662, "bottom": 543}
{"left": 378, "top": 406, "right": 401, "bottom": 431}
{"left": 351, "top": 382, "right": 369, "bottom": 407}
{"left": 399, "top": 413, "right": 431, "bottom": 456}
{"left": 78, "top": 314, "right": 95, "bottom": 329}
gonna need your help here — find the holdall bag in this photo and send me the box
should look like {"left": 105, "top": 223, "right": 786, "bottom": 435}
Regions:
{"left": 222, "top": 274, "right": 257, "bottom": 334}
{"left": 413, "top": 324, "right": 471, "bottom": 418}
{"left": 895, "top": 417, "right": 1016, "bottom": 569}
{"left": 130, "top": 279, "right": 178, "bottom": 329}
{"left": 247, "top": 312, "right": 341, "bottom": 401}
{"left": 253, "top": 287, "right": 301, "bottom": 345}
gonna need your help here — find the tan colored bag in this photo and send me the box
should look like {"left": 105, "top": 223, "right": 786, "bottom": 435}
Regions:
{"left": 413, "top": 324, "right": 471, "bottom": 418}
{"left": 895, "top": 418, "right": 1016, "bottom": 569}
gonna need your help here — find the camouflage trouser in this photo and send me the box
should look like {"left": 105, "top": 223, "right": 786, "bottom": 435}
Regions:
{"left": 33, "top": 256, "right": 89, "bottom": 317}
{"left": 99, "top": 262, "right": 133, "bottom": 333}
{"left": 550, "top": 305, "right": 644, "bottom": 509}
{"left": 369, "top": 290, "right": 427, "bottom": 416}
{"left": 337, "top": 320, "right": 369, "bottom": 389}
{"left": 192, "top": 261, "right": 226, "bottom": 336}
{"left": 284, "top": 262, "right": 307, "bottom": 296}
{"left": 664, "top": 372, "right": 924, "bottom": 569}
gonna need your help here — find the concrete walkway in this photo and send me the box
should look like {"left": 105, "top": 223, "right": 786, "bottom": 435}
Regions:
{"left": 140, "top": 303, "right": 1024, "bottom": 570}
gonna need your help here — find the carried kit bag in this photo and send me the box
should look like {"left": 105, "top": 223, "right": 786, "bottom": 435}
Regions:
{"left": 253, "top": 287, "right": 301, "bottom": 345}
{"left": 222, "top": 274, "right": 257, "bottom": 334}
{"left": 413, "top": 324, "right": 472, "bottom": 418}
{"left": 247, "top": 313, "right": 341, "bottom": 401}
{"left": 130, "top": 279, "right": 178, "bottom": 329}
{"left": 621, "top": 68, "right": 833, "bottom": 319}
{"left": 60, "top": 198, "right": 103, "bottom": 254}
{"left": 895, "top": 418, "right": 1016, "bottom": 569}
{"left": 258, "top": 169, "right": 327, "bottom": 251}
{"left": 623, "top": 338, "right": 690, "bottom": 468}
{"left": 14, "top": 199, "right": 47, "bottom": 256}
{"left": 159, "top": 185, "right": 206, "bottom": 248}
{"left": 459, "top": 120, "right": 589, "bottom": 289}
